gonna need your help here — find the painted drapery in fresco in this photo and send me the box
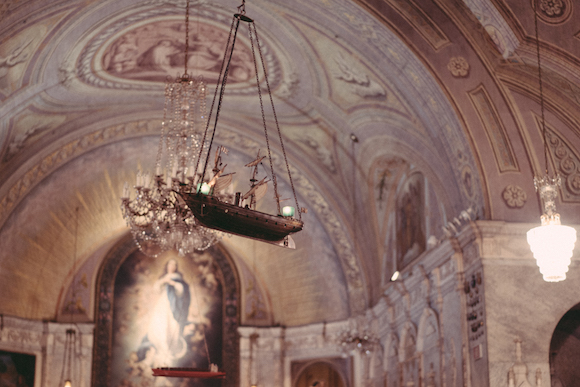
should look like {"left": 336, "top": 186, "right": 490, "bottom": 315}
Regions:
{"left": 112, "top": 250, "right": 223, "bottom": 387}
{"left": 102, "top": 20, "right": 254, "bottom": 83}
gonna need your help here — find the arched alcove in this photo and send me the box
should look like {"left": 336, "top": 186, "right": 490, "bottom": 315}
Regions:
{"left": 550, "top": 302, "right": 580, "bottom": 386}
{"left": 92, "top": 233, "right": 240, "bottom": 387}
{"left": 293, "top": 359, "right": 349, "bottom": 387}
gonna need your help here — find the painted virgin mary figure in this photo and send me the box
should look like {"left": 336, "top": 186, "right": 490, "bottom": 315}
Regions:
{"left": 137, "top": 259, "right": 191, "bottom": 364}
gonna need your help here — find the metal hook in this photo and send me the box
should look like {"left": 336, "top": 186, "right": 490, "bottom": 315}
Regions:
{"left": 237, "top": 0, "right": 246, "bottom": 15}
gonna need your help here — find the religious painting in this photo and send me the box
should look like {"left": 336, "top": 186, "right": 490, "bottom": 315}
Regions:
{"left": 396, "top": 172, "right": 426, "bottom": 268}
{"left": 0, "top": 350, "right": 36, "bottom": 387}
{"left": 111, "top": 249, "right": 223, "bottom": 387}
{"left": 101, "top": 19, "right": 255, "bottom": 83}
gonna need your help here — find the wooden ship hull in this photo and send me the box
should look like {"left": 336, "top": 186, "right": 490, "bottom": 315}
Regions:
{"left": 181, "top": 192, "right": 303, "bottom": 243}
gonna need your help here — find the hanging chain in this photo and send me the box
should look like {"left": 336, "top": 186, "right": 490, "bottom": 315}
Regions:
{"left": 184, "top": 0, "right": 190, "bottom": 76}
{"left": 237, "top": 0, "right": 246, "bottom": 15}
{"left": 196, "top": 15, "right": 239, "bottom": 185}
{"left": 533, "top": 0, "right": 548, "bottom": 176}
{"left": 250, "top": 22, "right": 301, "bottom": 219}
{"left": 194, "top": 6, "right": 302, "bottom": 220}
{"left": 248, "top": 22, "right": 280, "bottom": 215}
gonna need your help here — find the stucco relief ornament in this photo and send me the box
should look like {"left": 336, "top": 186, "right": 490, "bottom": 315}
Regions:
{"left": 535, "top": 0, "right": 571, "bottom": 24}
{"left": 502, "top": 184, "right": 527, "bottom": 208}
{"left": 567, "top": 173, "right": 580, "bottom": 195}
{"left": 333, "top": 52, "right": 386, "bottom": 98}
{"left": 540, "top": 0, "right": 564, "bottom": 16}
{"left": 447, "top": 57, "right": 469, "bottom": 77}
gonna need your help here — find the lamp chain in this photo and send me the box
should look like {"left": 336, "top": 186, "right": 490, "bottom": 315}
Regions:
{"left": 184, "top": 0, "right": 190, "bottom": 76}
{"left": 533, "top": 0, "right": 548, "bottom": 176}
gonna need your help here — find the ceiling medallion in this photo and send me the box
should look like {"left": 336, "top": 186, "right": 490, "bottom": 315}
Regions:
{"left": 533, "top": 0, "right": 572, "bottom": 24}
{"left": 447, "top": 56, "right": 469, "bottom": 78}
{"left": 502, "top": 184, "right": 527, "bottom": 208}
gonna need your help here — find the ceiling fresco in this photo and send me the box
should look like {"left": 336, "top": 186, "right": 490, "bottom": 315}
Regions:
{"left": 1, "top": 0, "right": 580, "bottom": 326}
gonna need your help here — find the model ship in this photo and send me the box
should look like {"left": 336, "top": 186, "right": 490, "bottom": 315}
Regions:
{"left": 178, "top": 3, "right": 304, "bottom": 248}
{"left": 180, "top": 149, "right": 304, "bottom": 248}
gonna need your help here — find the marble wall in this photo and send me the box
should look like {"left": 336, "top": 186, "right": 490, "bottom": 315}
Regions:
{"left": 237, "top": 220, "right": 580, "bottom": 387}
{"left": 0, "top": 316, "right": 93, "bottom": 387}
{"left": 3, "top": 221, "right": 579, "bottom": 387}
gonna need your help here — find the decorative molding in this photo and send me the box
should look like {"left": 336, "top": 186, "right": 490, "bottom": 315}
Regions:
{"left": 333, "top": 52, "right": 386, "bottom": 98}
{"left": 535, "top": 0, "right": 572, "bottom": 25}
{"left": 469, "top": 85, "right": 519, "bottom": 172}
{"left": 502, "top": 184, "right": 527, "bottom": 208}
{"left": 386, "top": 0, "right": 450, "bottom": 50}
{"left": 447, "top": 57, "right": 470, "bottom": 78}
{"left": 0, "top": 327, "right": 43, "bottom": 347}
{"left": 0, "top": 119, "right": 158, "bottom": 228}
{"left": 4, "top": 108, "right": 68, "bottom": 162}
{"left": 461, "top": 0, "right": 520, "bottom": 58}
{"left": 76, "top": 5, "right": 280, "bottom": 94}
{"left": 300, "top": 135, "right": 337, "bottom": 173}
{"left": 545, "top": 127, "right": 580, "bottom": 202}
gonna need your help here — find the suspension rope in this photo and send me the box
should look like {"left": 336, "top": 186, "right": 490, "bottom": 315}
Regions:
{"left": 248, "top": 21, "right": 280, "bottom": 215}
{"left": 250, "top": 22, "right": 301, "bottom": 219}
{"left": 194, "top": 15, "right": 238, "bottom": 186}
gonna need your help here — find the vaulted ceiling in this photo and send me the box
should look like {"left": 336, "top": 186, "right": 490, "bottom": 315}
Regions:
{"left": 1, "top": 0, "right": 579, "bottom": 326}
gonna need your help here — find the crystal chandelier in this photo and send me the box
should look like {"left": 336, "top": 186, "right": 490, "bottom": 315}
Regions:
{"left": 527, "top": 176, "right": 576, "bottom": 282}
{"left": 121, "top": 0, "right": 222, "bottom": 256}
{"left": 337, "top": 318, "right": 379, "bottom": 356}
{"left": 526, "top": 0, "right": 576, "bottom": 282}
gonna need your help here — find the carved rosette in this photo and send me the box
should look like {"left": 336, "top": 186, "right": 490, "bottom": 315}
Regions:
{"left": 447, "top": 57, "right": 469, "bottom": 78}
{"left": 534, "top": 0, "right": 572, "bottom": 24}
{"left": 502, "top": 185, "right": 527, "bottom": 208}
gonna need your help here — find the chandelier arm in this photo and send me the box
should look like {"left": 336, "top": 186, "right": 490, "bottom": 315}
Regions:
{"left": 248, "top": 21, "right": 281, "bottom": 215}
{"left": 533, "top": 0, "right": 549, "bottom": 176}
{"left": 250, "top": 23, "right": 302, "bottom": 220}
{"left": 194, "top": 15, "right": 238, "bottom": 186}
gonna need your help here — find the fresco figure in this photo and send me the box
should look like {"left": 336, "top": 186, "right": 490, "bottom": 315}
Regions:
{"left": 137, "top": 40, "right": 180, "bottom": 73}
{"left": 137, "top": 259, "right": 191, "bottom": 363}
{"left": 101, "top": 20, "right": 256, "bottom": 83}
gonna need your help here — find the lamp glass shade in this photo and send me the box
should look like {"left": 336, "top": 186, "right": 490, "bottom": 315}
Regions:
{"left": 64, "top": 380, "right": 72, "bottom": 387}
{"left": 198, "top": 182, "right": 211, "bottom": 195}
{"left": 527, "top": 223, "right": 577, "bottom": 282}
{"left": 282, "top": 206, "right": 295, "bottom": 217}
